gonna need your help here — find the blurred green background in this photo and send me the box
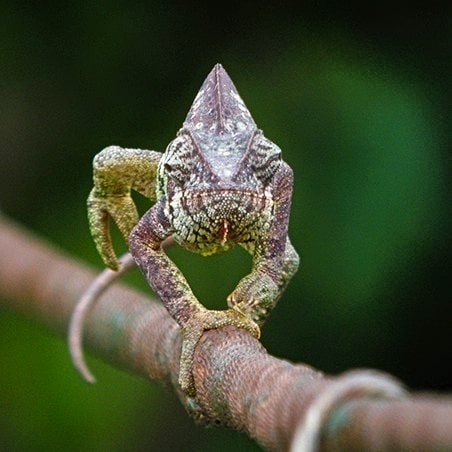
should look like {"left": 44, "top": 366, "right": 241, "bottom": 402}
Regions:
{"left": 0, "top": 2, "right": 450, "bottom": 451}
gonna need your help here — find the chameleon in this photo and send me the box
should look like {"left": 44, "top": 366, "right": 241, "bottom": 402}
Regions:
{"left": 69, "top": 64, "right": 299, "bottom": 396}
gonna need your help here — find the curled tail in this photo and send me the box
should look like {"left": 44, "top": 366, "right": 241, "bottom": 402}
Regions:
{"left": 68, "top": 253, "right": 136, "bottom": 383}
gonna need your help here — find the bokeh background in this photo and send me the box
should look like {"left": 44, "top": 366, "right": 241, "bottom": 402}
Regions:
{"left": 0, "top": 2, "right": 450, "bottom": 451}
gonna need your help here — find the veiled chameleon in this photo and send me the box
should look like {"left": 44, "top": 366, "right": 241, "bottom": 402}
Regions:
{"left": 69, "top": 64, "right": 299, "bottom": 396}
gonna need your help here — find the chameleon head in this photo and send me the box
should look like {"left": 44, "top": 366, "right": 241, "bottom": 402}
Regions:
{"left": 156, "top": 64, "right": 283, "bottom": 250}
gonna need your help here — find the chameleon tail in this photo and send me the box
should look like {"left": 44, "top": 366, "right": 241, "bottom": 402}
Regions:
{"left": 68, "top": 253, "right": 136, "bottom": 383}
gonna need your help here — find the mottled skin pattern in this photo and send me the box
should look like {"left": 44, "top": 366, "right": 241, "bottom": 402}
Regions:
{"left": 87, "top": 64, "right": 299, "bottom": 395}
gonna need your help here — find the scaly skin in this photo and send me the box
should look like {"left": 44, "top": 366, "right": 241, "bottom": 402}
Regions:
{"left": 80, "top": 64, "right": 299, "bottom": 396}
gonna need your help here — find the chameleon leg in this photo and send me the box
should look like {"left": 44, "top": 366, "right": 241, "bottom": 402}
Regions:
{"left": 87, "top": 146, "right": 162, "bottom": 271}
{"left": 129, "top": 202, "right": 260, "bottom": 396}
{"left": 228, "top": 163, "right": 298, "bottom": 326}
{"left": 276, "top": 238, "right": 300, "bottom": 297}
{"left": 229, "top": 238, "right": 299, "bottom": 326}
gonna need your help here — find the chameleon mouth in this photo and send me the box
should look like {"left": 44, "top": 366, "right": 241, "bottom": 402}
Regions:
{"left": 219, "top": 219, "right": 229, "bottom": 245}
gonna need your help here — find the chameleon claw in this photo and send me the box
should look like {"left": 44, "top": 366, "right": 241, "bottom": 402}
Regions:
{"left": 87, "top": 189, "right": 139, "bottom": 270}
{"left": 227, "top": 271, "right": 279, "bottom": 326}
{"left": 87, "top": 195, "right": 119, "bottom": 270}
{"left": 68, "top": 253, "right": 136, "bottom": 383}
{"left": 178, "top": 308, "right": 261, "bottom": 396}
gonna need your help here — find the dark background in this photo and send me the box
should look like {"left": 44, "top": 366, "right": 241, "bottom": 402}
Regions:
{"left": 0, "top": 2, "right": 450, "bottom": 451}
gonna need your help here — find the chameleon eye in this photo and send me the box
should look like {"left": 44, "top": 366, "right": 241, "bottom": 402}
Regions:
{"left": 163, "top": 160, "right": 186, "bottom": 185}
{"left": 161, "top": 134, "right": 196, "bottom": 185}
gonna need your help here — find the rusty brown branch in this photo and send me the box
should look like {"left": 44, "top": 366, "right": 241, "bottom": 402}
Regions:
{"left": 0, "top": 215, "right": 451, "bottom": 451}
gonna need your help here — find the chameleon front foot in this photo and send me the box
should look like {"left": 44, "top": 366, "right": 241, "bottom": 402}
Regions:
{"left": 178, "top": 308, "right": 260, "bottom": 396}
{"left": 227, "top": 271, "right": 279, "bottom": 326}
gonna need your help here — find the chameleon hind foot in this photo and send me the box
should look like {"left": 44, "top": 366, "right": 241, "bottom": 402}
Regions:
{"left": 178, "top": 308, "right": 260, "bottom": 396}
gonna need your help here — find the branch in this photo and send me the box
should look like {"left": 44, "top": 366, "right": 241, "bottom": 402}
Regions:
{"left": 0, "top": 215, "right": 451, "bottom": 451}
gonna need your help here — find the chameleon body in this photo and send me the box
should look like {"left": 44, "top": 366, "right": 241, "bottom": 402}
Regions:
{"left": 76, "top": 64, "right": 299, "bottom": 395}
